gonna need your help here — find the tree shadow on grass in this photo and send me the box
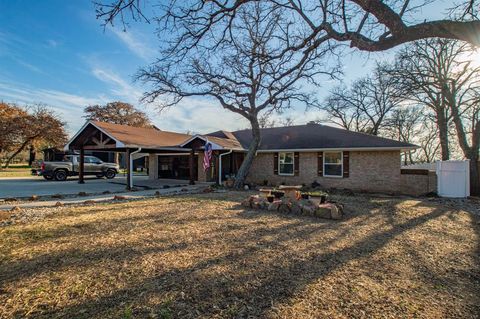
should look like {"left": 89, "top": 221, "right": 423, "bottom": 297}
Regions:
{"left": 4, "top": 195, "right": 480, "bottom": 318}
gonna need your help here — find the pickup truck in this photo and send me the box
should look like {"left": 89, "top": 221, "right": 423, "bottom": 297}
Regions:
{"left": 32, "top": 155, "right": 119, "bottom": 181}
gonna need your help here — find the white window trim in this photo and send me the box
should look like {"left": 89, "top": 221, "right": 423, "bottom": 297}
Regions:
{"left": 278, "top": 152, "right": 295, "bottom": 176}
{"left": 323, "top": 151, "right": 343, "bottom": 178}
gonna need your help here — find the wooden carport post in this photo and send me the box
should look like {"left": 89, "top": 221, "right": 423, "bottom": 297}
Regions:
{"left": 126, "top": 149, "right": 131, "bottom": 190}
{"left": 78, "top": 147, "right": 85, "bottom": 184}
{"left": 189, "top": 148, "right": 195, "bottom": 185}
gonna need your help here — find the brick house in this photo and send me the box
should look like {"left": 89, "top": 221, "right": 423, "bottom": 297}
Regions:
{"left": 66, "top": 121, "right": 428, "bottom": 195}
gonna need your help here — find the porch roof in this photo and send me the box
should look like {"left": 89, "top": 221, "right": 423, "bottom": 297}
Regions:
{"left": 65, "top": 121, "right": 242, "bottom": 151}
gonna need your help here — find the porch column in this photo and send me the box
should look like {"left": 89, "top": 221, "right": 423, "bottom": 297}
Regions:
{"left": 189, "top": 148, "right": 195, "bottom": 185}
{"left": 78, "top": 147, "right": 85, "bottom": 184}
{"left": 214, "top": 151, "right": 219, "bottom": 184}
{"left": 126, "top": 149, "right": 131, "bottom": 190}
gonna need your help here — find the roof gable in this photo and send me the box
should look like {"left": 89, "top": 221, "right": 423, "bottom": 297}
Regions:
{"left": 91, "top": 121, "right": 192, "bottom": 148}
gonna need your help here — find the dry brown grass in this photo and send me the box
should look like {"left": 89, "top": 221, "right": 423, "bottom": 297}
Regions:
{"left": 0, "top": 167, "right": 31, "bottom": 178}
{"left": 0, "top": 192, "right": 479, "bottom": 318}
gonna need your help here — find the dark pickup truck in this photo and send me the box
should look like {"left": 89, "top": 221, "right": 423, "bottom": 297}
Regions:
{"left": 32, "top": 155, "right": 119, "bottom": 181}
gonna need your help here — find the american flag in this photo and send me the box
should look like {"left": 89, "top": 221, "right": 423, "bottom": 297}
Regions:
{"left": 203, "top": 141, "right": 213, "bottom": 171}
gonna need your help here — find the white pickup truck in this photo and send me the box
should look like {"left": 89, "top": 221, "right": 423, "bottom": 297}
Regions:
{"left": 32, "top": 155, "right": 119, "bottom": 181}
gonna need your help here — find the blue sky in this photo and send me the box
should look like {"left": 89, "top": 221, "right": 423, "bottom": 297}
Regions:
{"left": 0, "top": 1, "right": 450, "bottom": 136}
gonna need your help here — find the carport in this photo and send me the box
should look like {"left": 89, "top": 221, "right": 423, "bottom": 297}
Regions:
{"left": 65, "top": 121, "right": 197, "bottom": 190}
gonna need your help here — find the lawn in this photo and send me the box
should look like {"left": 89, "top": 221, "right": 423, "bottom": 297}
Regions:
{"left": 0, "top": 164, "right": 32, "bottom": 178}
{"left": 0, "top": 192, "right": 479, "bottom": 318}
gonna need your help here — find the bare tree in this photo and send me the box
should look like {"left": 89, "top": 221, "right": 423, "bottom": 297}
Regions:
{"left": 442, "top": 67, "right": 480, "bottom": 195}
{"left": 384, "top": 106, "right": 424, "bottom": 165}
{"left": 258, "top": 114, "right": 276, "bottom": 129}
{"left": 96, "top": 1, "right": 480, "bottom": 53}
{"left": 390, "top": 39, "right": 480, "bottom": 194}
{"left": 322, "top": 65, "right": 402, "bottom": 135}
{"left": 258, "top": 114, "right": 296, "bottom": 128}
{"left": 134, "top": 4, "right": 336, "bottom": 188}
{"left": 387, "top": 39, "right": 467, "bottom": 160}
{"left": 417, "top": 115, "right": 441, "bottom": 163}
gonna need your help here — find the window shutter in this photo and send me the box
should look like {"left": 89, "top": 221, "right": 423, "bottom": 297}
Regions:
{"left": 273, "top": 152, "right": 279, "bottom": 175}
{"left": 294, "top": 152, "right": 300, "bottom": 176}
{"left": 343, "top": 151, "right": 350, "bottom": 178}
{"left": 318, "top": 152, "right": 323, "bottom": 176}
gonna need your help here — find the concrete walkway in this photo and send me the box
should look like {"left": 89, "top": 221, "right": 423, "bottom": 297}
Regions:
{"left": 0, "top": 184, "right": 206, "bottom": 211}
{"left": 0, "top": 176, "right": 193, "bottom": 199}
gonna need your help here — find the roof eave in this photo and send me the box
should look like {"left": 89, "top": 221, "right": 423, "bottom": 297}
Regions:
{"left": 255, "top": 146, "right": 419, "bottom": 152}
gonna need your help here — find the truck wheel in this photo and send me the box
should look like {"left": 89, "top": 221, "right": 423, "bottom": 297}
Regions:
{"left": 105, "top": 169, "right": 116, "bottom": 179}
{"left": 43, "top": 175, "right": 53, "bottom": 181}
{"left": 54, "top": 169, "right": 68, "bottom": 181}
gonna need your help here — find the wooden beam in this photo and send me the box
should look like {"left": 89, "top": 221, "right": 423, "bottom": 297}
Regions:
{"left": 126, "top": 149, "right": 131, "bottom": 190}
{"left": 79, "top": 147, "right": 85, "bottom": 184}
{"left": 189, "top": 148, "right": 195, "bottom": 185}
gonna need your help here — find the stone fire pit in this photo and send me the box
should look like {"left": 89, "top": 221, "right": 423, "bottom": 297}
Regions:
{"left": 242, "top": 189, "right": 344, "bottom": 220}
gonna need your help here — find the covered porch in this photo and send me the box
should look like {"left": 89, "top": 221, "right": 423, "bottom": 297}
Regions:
{"left": 65, "top": 121, "right": 246, "bottom": 190}
{"left": 65, "top": 121, "right": 197, "bottom": 190}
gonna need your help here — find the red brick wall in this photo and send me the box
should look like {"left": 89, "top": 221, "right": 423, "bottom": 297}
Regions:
{"left": 246, "top": 150, "right": 405, "bottom": 194}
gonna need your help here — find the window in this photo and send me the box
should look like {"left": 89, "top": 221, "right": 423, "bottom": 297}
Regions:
{"left": 324, "top": 151, "right": 343, "bottom": 177}
{"left": 86, "top": 156, "right": 102, "bottom": 164}
{"left": 279, "top": 152, "right": 294, "bottom": 175}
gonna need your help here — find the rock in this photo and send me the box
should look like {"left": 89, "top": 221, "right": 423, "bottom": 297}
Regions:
{"left": 242, "top": 199, "right": 252, "bottom": 208}
{"left": 330, "top": 203, "right": 344, "bottom": 220}
{"left": 242, "top": 196, "right": 254, "bottom": 208}
{"left": 83, "top": 200, "right": 95, "bottom": 205}
{"left": 202, "top": 187, "right": 213, "bottom": 193}
{"left": 290, "top": 202, "right": 302, "bottom": 215}
{"left": 315, "top": 206, "right": 332, "bottom": 219}
{"left": 301, "top": 204, "right": 316, "bottom": 216}
{"left": 155, "top": 191, "right": 161, "bottom": 196}
{"left": 258, "top": 200, "right": 269, "bottom": 210}
{"left": 113, "top": 195, "right": 126, "bottom": 200}
{"left": 181, "top": 188, "right": 188, "bottom": 192}
{"left": 51, "top": 194, "right": 64, "bottom": 199}
{"left": 54, "top": 201, "right": 64, "bottom": 207}
{"left": 4, "top": 198, "right": 17, "bottom": 202}
{"left": 78, "top": 192, "right": 88, "bottom": 197}
{"left": 268, "top": 201, "right": 281, "bottom": 211}
{"left": 10, "top": 206, "right": 21, "bottom": 212}
{"left": 244, "top": 185, "right": 250, "bottom": 190}
{"left": 102, "top": 191, "right": 111, "bottom": 195}
{"left": 278, "top": 203, "right": 291, "bottom": 214}
{"left": 29, "top": 195, "right": 40, "bottom": 201}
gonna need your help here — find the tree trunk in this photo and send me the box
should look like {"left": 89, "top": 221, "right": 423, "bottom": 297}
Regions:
{"left": 233, "top": 117, "right": 261, "bottom": 189}
{"left": 28, "top": 145, "right": 36, "bottom": 166}
{"left": 3, "top": 139, "right": 31, "bottom": 168}
{"left": 436, "top": 110, "right": 450, "bottom": 160}
{"left": 469, "top": 155, "right": 480, "bottom": 196}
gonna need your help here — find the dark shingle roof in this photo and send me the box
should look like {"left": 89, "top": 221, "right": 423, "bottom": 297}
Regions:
{"left": 209, "top": 123, "right": 417, "bottom": 150}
